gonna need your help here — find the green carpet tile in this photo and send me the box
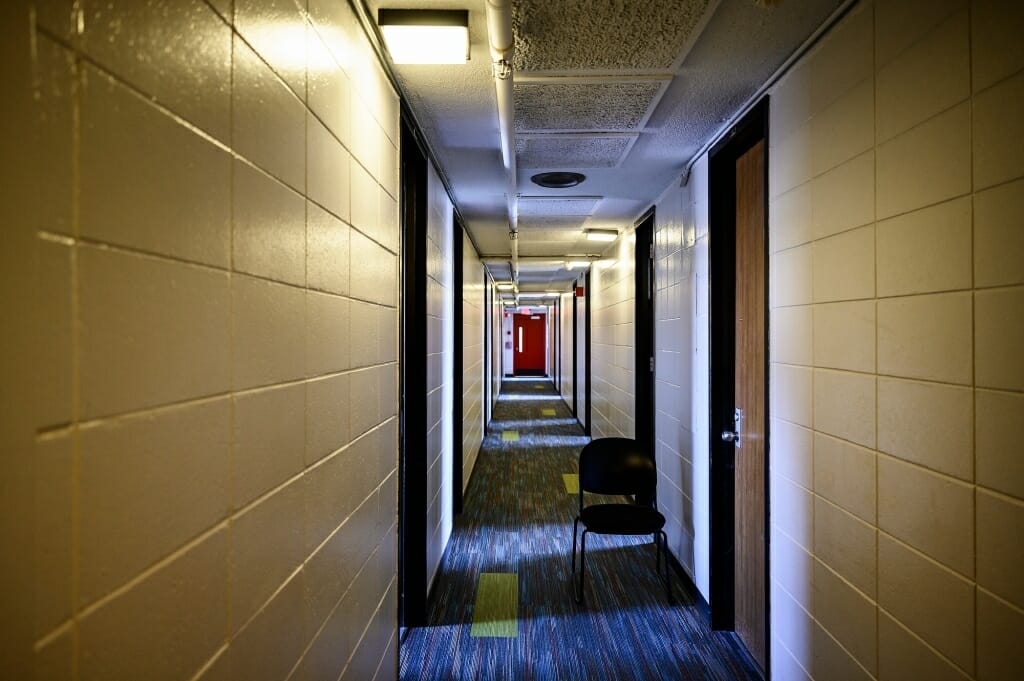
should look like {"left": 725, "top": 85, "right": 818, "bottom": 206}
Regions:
{"left": 399, "top": 378, "right": 762, "bottom": 680}
{"left": 470, "top": 573, "right": 519, "bottom": 638}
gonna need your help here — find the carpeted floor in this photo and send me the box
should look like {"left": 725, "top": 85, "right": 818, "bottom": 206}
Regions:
{"left": 399, "top": 378, "right": 763, "bottom": 680}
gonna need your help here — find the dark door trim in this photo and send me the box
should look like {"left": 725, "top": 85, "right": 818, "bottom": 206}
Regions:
{"left": 398, "top": 116, "right": 429, "bottom": 628}
{"left": 634, "top": 210, "right": 656, "bottom": 460}
{"left": 484, "top": 272, "right": 491, "bottom": 426}
{"left": 572, "top": 283, "right": 578, "bottom": 418}
{"left": 452, "top": 220, "right": 465, "bottom": 514}
{"left": 584, "top": 270, "right": 592, "bottom": 436}
{"left": 707, "top": 97, "right": 770, "bottom": 662}
{"left": 553, "top": 297, "right": 560, "bottom": 389}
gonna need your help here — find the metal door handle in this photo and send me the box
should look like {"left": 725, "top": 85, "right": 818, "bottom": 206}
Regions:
{"left": 722, "top": 408, "right": 743, "bottom": 448}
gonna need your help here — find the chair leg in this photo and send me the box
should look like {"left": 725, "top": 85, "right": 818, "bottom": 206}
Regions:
{"left": 660, "top": 531, "right": 672, "bottom": 602}
{"left": 575, "top": 530, "right": 587, "bottom": 603}
{"left": 571, "top": 517, "right": 580, "bottom": 589}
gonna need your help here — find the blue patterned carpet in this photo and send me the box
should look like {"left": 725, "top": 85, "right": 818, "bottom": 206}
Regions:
{"left": 399, "top": 378, "right": 762, "bottom": 680}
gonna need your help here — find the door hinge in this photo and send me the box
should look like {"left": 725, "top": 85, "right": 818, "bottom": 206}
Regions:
{"left": 650, "top": 356, "right": 654, "bottom": 372}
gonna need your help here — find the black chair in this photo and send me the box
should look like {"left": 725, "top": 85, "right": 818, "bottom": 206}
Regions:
{"left": 571, "top": 437, "right": 671, "bottom": 603}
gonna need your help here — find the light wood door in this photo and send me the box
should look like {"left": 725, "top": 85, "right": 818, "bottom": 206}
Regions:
{"left": 733, "top": 139, "right": 767, "bottom": 669}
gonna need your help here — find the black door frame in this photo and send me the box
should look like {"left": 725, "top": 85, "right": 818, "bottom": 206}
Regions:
{"left": 452, "top": 219, "right": 465, "bottom": 515}
{"left": 634, "top": 210, "right": 656, "bottom": 461}
{"left": 398, "top": 115, "right": 429, "bottom": 628}
{"left": 707, "top": 97, "right": 770, "bottom": 656}
{"left": 583, "top": 271, "right": 592, "bottom": 436}
{"left": 553, "top": 297, "right": 560, "bottom": 388}
{"left": 572, "top": 282, "right": 578, "bottom": 418}
{"left": 484, "top": 273, "right": 491, "bottom": 426}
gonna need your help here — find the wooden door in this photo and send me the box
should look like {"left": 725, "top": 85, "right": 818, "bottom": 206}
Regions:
{"left": 513, "top": 312, "right": 546, "bottom": 375}
{"left": 733, "top": 139, "right": 766, "bottom": 669}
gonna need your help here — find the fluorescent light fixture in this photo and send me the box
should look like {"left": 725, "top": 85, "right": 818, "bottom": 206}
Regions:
{"left": 495, "top": 282, "right": 515, "bottom": 290}
{"left": 518, "top": 293, "right": 555, "bottom": 299}
{"left": 584, "top": 228, "right": 618, "bottom": 242}
{"left": 565, "top": 260, "right": 591, "bottom": 269}
{"left": 378, "top": 9, "right": 469, "bottom": 64}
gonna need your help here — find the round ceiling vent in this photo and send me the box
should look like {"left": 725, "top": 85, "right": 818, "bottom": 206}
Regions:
{"left": 530, "top": 171, "right": 586, "bottom": 189}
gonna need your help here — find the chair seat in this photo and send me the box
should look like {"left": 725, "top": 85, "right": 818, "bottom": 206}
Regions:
{"left": 580, "top": 503, "right": 666, "bottom": 535}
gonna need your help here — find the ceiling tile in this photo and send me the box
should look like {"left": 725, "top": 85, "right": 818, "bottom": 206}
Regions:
{"left": 518, "top": 195, "right": 601, "bottom": 216}
{"left": 513, "top": 0, "right": 712, "bottom": 72}
{"left": 516, "top": 135, "right": 635, "bottom": 168}
{"left": 514, "top": 81, "right": 665, "bottom": 131}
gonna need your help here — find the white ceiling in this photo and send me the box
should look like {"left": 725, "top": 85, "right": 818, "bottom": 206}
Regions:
{"left": 366, "top": 0, "right": 845, "bottom": 290}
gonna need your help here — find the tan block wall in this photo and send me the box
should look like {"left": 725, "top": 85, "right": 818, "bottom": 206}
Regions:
{"left": 651, "top": 156, "right": 712, "bottom": 600}
{"left": 590, "top": 234, "right": 637, "bottom": 438}
{"left": 20, "top": 1, "right": 400, "bottom": 678}
{"left": 425, "top": 164, "right": 454, "bottom": 591}
{"left": 461, "top": 229, "right": 484, "bottom": 490}
{"left": 558, "top": 291, "right": 575, "bottom": 411}
{"left": 768, "top": 1, "right": 1024, "bottom": 678}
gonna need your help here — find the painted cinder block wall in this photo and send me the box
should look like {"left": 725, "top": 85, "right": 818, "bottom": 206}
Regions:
{"left": 425, "top": 164, "right": 455, "bottom": 592}
{"left": 12, "top": 1, "right": 402, "bottom": 678}
{"left": 652, "top": 155, "right": 713, "bottom": 601}
{"left": 559, "top": 290, "right": 575, "bottom": 411}
{"left": 651, "top": 1, "right": 1023, "bottom": 679}
{"left": 766, "top": 1, "right": 1023, "bottom": 678}
{"left": 461, "top": 228, "right": 484, "bottom": 491}
{"left": 590, "top": 234, "right": 638, "bottom": 439}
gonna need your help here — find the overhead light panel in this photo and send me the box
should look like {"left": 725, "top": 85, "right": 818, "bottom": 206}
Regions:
{"left": 584, "top": 228, "right": 618, "bottom": 242}
{"left": 495, "top": 282, "right": 515, "bottom": 290}
{"left": 378, "top": 9, "right": 469, "bottom": 64}
{"left": 565, "top": 260, "right": 591, "bottom": 269}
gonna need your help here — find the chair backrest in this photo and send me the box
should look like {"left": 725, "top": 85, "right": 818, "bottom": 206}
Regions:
{"left": 578, "top": 438, "right": 657, "bottom": 499}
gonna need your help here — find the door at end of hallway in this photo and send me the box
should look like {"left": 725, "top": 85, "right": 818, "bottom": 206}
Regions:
{"left": 512, "top": 312, "right": 546, "bottom": 376}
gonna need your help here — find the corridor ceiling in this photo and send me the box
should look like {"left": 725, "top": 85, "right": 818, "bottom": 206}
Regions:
{"left": 366, "top": 0, "right": 846, "bottom": 290}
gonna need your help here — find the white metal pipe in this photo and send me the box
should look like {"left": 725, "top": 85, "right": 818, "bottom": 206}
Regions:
{"left": 485, "top": 0, "right": 519, "bottom": 285}
{"left": 485, "top": 0, "right": 514, "bottom": 61}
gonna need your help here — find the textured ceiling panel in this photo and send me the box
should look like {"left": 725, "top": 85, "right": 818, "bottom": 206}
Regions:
{"left": 518, "top": 196, "right": 600, "bottom": 217}
{"left": 513, "top": 0, "right": 711, "bottom": 72}
{"left": 517, "top": 242, "right": 586, "bottom": 259}
{"left": 514, "top": 81, "right": 664, "bottom": 131}
{"left": 516, "top": 135, "right": 635, "bottom": 168}
{"left": 517, "top": 217, "right": 587, "bottom": 235}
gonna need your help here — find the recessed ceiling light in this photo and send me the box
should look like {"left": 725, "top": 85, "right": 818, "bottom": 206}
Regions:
{"left": 378, "top": 9, "right": 469, "bottom": 64}
{"left": 530, "top": 172, "right": 586, "bottom": 189}
{"left": 584, "top": 228, "right": 618, "bottom": 242}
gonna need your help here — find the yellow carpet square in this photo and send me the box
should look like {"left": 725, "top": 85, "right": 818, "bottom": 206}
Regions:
{"left": 470, "top": 573, "right": 518, "bottom": 638}
{"left": 502, "top": 430, "right": 519, "bottom": 442}
{"left": 541, "top": 408, "right": 556, "bottom": 416}
{"left": 562, "top": 473, "right": 579, "bottom": 494}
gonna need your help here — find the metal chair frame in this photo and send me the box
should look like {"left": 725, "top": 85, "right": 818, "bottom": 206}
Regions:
{"left": 570, "top": 438, "right": 672, "bottom": 603}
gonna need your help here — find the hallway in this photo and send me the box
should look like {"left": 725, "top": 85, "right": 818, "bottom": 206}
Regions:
{"left": 3, "top": 1, "right": 1023, "bottom": 679}
{"left": 400, "top": 378, "right": 760, "bottom": 680}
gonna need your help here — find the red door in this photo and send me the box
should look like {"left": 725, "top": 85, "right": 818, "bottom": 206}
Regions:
{"left": 513, "top": 312, "right": 546, "bottom": 375}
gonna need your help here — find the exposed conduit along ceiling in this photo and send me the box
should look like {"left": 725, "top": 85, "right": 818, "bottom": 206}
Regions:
{"left": 484, "top": 0, "right": 520, "bottom": 293}
{"left": 371, "top": 0, "right": 846, "bottom": 292}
